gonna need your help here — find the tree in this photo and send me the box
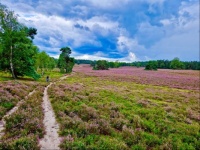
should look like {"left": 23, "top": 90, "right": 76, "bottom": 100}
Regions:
{"left": 93, "top": 60, "right": 109, "bottom": 70}
{"left": 58, "top": 46, "right": 74, "bottom": 73}
{"left": 66, "top": 57, "right": 75, "bottom": 73}
{"left": 47, "top": 57, "right": 57, "bottom": 71}
{"left": 170, "top": 57, "right": 184, "bottom": 69}
{"left": 35, "top": 51, "right": 49, "bottom": 75}
{"left": 136, "top": 62, "right": 141, "bottom": 68}
{"left": 145, "top": 61, "right": 158, "bottom": 70}
{"left": 26, "top": 27, "right": 37, "bottom": 39}
{"left": 0, "top": 4, "right": 40, "bottom": 79}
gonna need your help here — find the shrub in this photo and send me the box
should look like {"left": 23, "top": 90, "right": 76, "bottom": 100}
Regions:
{"left": 170, "top": 57, "right": 185, "bottom": 69}
{"left": 78, "top": 104, "right": 98, "bottom": 121}
{"left": 93, "top": 60, "right": 109, "bottom": 70}
{"left": 145, "top": 61, "right": 158, "bottom": 70}
{"left": 111, "top": 118, "right": 128, "bottom": 131}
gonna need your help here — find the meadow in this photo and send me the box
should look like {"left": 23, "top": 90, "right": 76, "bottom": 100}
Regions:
{"left": 0, "top": 65, "right": 199, "bottom": 149}
{"left": 49, "top": 65, "right": 199, "bottom": 149}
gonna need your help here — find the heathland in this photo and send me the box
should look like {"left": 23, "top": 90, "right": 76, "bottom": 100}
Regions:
{"left": 0, "top": 65, "right": 199, "bottom": 150}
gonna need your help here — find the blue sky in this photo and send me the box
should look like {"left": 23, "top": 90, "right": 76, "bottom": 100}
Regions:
{"left": 1, "top": 0, "right": 199, "bottom": 61}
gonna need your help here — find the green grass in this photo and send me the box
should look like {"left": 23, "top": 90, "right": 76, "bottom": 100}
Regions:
{"left": 0, "top": 72, "right": 13, "bottom": 81}
{"left": 49, "top": 73, "right": 199, "bottom": 150}
{"left": 0, "top": 69, "right": 65, "bottom": 82}
{"left": 37, "top": 69, "right": 65, "bottom": 83}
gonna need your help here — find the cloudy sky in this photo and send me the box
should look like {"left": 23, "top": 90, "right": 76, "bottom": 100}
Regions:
{"left": 1, "top": 0, "right": 199, "bottom": 61}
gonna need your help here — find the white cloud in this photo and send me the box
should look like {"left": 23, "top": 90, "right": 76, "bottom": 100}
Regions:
{"left": 73, "top": 53, "right": 137, "bottom": 62}
{"left": 17, "top": 12, "right": 102, "bottom": 48}
{"left": 1, "top": 0, "right": 198, "bottom": 61}
{"left": 123, "top": 52, "right": 138, "bottom": 62}
{"left": 160, "top": 19, "right": 171, "bottom": 26}
{"left": 94, "top": 51, "right": 108, "bottom": 57}
{"left": 77, "top": 16, "right": 119, "bottom": 31}
{"left": 117, "top": 35, "right": 145, "bottom": 52}
{"left": 85, "top": 0, "right": 131, "bottom": 9}
{"left": 142, "top": 1, "right": 199, "bottom": 60}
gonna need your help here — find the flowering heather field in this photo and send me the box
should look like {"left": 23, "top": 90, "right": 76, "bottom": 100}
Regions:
{"left": 48, "top": 65, "right": 200, "bottom": 149}
{"left": 0, "top": 81, "right": 38, "bottom": 119}
{"left": 74, "top": 65, "right": 199, "bottom": 91}
{"left": 0, "top": 86, "right": 46, "bottom": 149}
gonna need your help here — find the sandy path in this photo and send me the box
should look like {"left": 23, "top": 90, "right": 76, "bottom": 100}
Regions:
{"left": 0, "top": 121, "right": 4, "bottom": 139}
{"left": 0, "top": 90, "right": 35, "bottom": 139}
{"left": 39, "top": 83, "right": 61, "bottom": 150}
{"left": 39, "top": 75, "right": 69, "bottom": 150}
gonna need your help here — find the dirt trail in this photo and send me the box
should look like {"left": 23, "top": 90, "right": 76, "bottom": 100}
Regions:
{"left": 39, "top": 83, "right": 60, "bottom": 150}
{"left": 0, "top": 90, "right": 35, "bottom": 139}
{"left": 40, "top": 75, "right": 69, "bottom": 150}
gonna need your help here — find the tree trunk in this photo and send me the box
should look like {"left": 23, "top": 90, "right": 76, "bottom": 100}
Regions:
{"left": 10, "top": 45, "right": 16, "bottom": 79}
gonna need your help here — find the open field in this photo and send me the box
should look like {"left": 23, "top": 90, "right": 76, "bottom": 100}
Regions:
{"left": 48, "top": 65, "right": 199, "bottom": 149}
{"left": 0, "top": 65, "right": 199, "bottom": 149}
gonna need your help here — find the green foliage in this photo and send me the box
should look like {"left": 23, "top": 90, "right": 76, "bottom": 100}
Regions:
{"left": 75, "top": 59, "right": 93, "bottom": 65}
{"left": 93, "top": 60, "right": 109, "bottom": 70}
{"left": 58, "top": 47, "right": 75, "bottom": 73}
{"left": 35, "top": 51, "right": 56, "bottom": 75}
{"left": 0, "top": 102, "right": 14, "bottom": 109}
{"left": 145, "top": 61, "right": 158, "bottom": 70}
{"left": 0, "top": 4, "right": 40, "bottom": 80}
{"left": 170, "top": 57, "right": 185, "bottom": 69}
{"left": 26, "top": 27, "right": 37, "bottom": 40}
{"left": 66, "top": 57, "right": 75, "bottom": 73}
{"left": 136, "top": 62, "right": 141, "bottom": 68}
{"left": 76, "top": 59, "right": 200, "bottom": 70}
{"left": 108, "top": 61, "right": 120, "bottom": 68}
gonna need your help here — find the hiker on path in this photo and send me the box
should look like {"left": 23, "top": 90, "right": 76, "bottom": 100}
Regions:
{"left": 46, "top": 76, "right": 49, "bottom": 82}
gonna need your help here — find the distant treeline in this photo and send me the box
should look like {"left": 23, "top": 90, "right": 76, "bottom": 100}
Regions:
{"left": 75, "top": 59, "right": 200, "bottom": 70}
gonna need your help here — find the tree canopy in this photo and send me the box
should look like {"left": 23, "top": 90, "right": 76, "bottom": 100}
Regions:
{"left": 93, "top": 60, "right": 109, "bottom": 70}
{"left": 58, "top": 46, "right": 75, "bottom": 73}
{"left": 0, "top": 4, "right": 40, "bottom": 79}
{"left": 170, "top": 57, "right": 185, "bottom": 70}
{"left": 35, "top": 51, "right": 56, "bottom": 75}
{"left": 145, "top": 61, "right": 158, "bottom": 70}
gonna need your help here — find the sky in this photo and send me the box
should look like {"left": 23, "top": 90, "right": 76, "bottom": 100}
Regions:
{"left": 1, "top": 0, "right": 199, "bottom": 61}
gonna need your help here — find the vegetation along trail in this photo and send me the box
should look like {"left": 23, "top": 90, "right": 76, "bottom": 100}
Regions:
{"left": 0, "top": 89, "right": 36, "bottom": 139}
{"left": 39, "top": 75, "right": 69, "bottom": 150}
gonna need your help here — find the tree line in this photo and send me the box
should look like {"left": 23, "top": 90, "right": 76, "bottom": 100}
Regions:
{"left": 0, "top": 4, "right": 74, "bottom": 79}
{"left": 75, "top": 58, "right": 200, "bottom": 70}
